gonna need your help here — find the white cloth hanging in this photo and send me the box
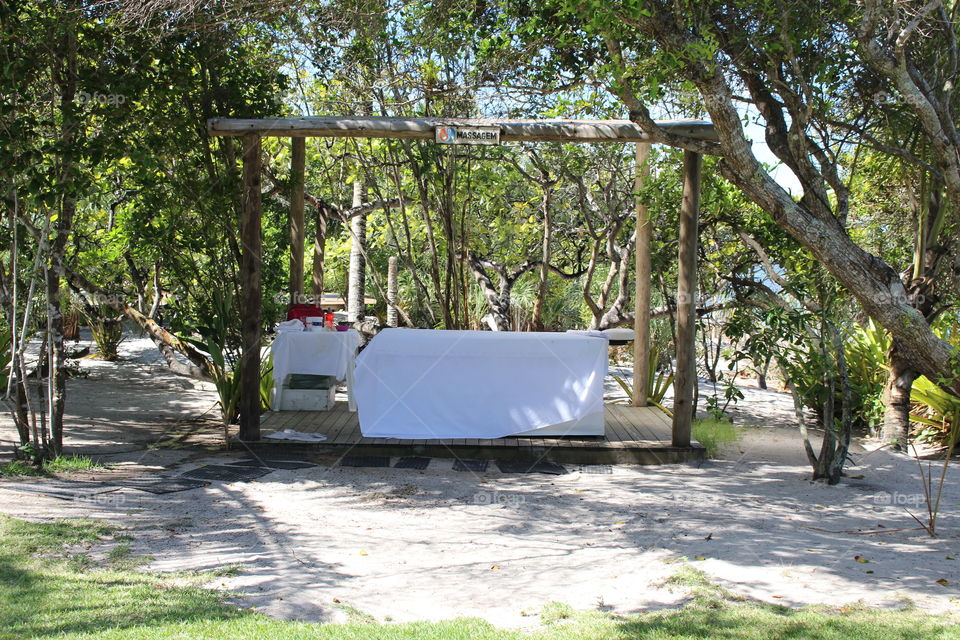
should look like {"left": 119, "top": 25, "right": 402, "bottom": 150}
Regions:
{"left": 353, "top": 329, "right": 607, "bottom": 439}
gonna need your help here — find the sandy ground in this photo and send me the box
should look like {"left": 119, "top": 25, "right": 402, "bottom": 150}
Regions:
{"left": 0, "top": 335, "right": 958, "bottom": 627}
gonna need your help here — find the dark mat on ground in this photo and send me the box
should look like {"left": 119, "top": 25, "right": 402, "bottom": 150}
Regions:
{"left": 495, "top": 460, "right": 568, "bottom": 475}
{"left": 111, "top": 476, "right": 210, "bottom": 494}
{"left": 225, "top": 458, "right": 317, "bottom": 470}
{"left": 577, "top": 464, "right": 614, "bottom": 475}
{"left": 285, "top": 374, "right": 337, "bottom": 389}
{"left": 452, "top": 459, "right": 488, "bottom": 472}
{"left": 393, "top": 456, "right": 431, "bottom": 470}
{"left": 339, "top": 455, "right": 391, "bottom": 468}
{"left": 0, "top": 480, "right": 120, "bottom": 501}
{"left": 180, "top": 465, "right": 273, "bottom": 482}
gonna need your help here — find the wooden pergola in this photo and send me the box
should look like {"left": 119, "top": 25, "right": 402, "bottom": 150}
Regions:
{"left": 207, "top": 116, "right": 717, "bottom": 446}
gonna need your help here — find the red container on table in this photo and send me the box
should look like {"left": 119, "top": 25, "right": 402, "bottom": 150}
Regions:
{"left": 324, "top": 311, "right": 335, "bottom": 329}
{"left": 286, "top": 304, "right": 324, "bottom": 323}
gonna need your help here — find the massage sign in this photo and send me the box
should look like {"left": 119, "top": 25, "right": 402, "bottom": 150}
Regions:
{"left": 434, "top": 125, "right": 500, "bottom": 145}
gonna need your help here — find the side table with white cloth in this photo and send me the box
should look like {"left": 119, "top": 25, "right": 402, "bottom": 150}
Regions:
{"left": 270, "top": 327, "right": 361, "bottom": 411}
{"left": 353, "top": 329, "right": 608, "bottom": 439}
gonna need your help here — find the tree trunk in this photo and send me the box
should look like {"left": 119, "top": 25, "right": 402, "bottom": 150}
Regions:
{"left": 288, "top": 136, "right": 306, "bottom": 303}
{"left": 464, "top": 253, "right": 512, "bottom": 331}
{"left": 757, "top": 354, "right": 771, "bottom": 390}
{"left": 44, "top": 259, "right": 66, "bottom": 457}
{"left": 311, "top": 205, "right": 327, "bottom": 300}
{"left": 386, "top": 255, "right": 398, "bottom": 327}
{"left": 402, "top": 143, "right": 446, "bottom": 326}
{"left": 531, "top": 185, "right": 552, "bottom": 331}
{"left": 45, "top": 23, "right": 79, "bottom": 458}
{"left": 238, "top": 132, "right": 262, "bottom": 441}
{"left": 347, "top": 179, "right": 367, "bottom": 323}
{"left": 882, "top": 339, "right": 919, "bottom": 449}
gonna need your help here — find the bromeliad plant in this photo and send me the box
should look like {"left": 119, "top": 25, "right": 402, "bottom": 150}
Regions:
{"left": 911, "top": 376, "right": 960, "bottom": 446}
{"left": 612, "top": 344, "right": 674, "bottom": 416}
{"left": 181, "top": 290, "right": 243, "bottom": 447}
{"left": 843, "top": 320, "right": 890, "bottom": 433}
{"left": 205, "top": 337, "right": 240, "bottom": 448}
{"left": 177, "top": 289, "right": 274, "bottom": 446}
{"left": 906, "top": 376, "right": 960, "bottom": 537}
{"left": 83, "top": 305, "right": 125, "bottom": 361}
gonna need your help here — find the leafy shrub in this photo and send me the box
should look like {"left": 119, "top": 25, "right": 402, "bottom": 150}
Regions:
{"left": 910, "top": 376, "right": 960, "bottom": 447}
{"left": 842, "top": 320, "right": 889, "bottom": 431}
{"left": 692, "top": 418, "right": 740, "bottom": 458}
{"left": 83, "top": 306, "right": 125, "bottom": 360}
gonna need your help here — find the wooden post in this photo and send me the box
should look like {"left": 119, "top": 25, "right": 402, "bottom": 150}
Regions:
{"left": 632, "top": 142, "right": 652, "bottom": 407}
{"left": 347, "top": 179, "right": 366, "bottom": 323}
{"left": 289, "top": 137, "right": 305, "bottom": 303}
{"left": 387, "top": 255, "right": 398, "bottom": 327}
{"left": 239, "top": 132, "right": 262, "bottom": 441}
{"left": 672, "top": 151, "right": 701, "bottom": 447}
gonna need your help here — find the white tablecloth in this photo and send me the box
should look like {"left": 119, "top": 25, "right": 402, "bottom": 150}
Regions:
{"left": 353, "top": 329, "right": 608, "bottom": 439}
{"left": 270, "top": 329, "right": 361, "bottom": 410}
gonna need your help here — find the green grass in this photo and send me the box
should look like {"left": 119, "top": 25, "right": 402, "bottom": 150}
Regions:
{"left": 0, "top": 516, "right": 957, "bottom": 640}
{"left": 693, "top": 418, "right": 741, "bottom": 458}
{"left": 106, "top": 543, "right": 153, "bottom": 570}
{"left": 0, "top": 455, "right": 104, "bottom": 477}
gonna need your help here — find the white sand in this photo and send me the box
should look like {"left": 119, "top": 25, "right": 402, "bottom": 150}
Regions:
{"left": 0, "top": 336, "right": 957, "bottom": 627}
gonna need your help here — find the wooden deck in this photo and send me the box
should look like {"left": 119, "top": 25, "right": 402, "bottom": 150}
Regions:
{"left": 253, "top": 401, "right": 704, "bottom": 465}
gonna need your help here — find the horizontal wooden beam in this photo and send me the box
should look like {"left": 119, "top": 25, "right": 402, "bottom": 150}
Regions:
{"left": 207, "top": 116, "right": 718, "bottom": 144}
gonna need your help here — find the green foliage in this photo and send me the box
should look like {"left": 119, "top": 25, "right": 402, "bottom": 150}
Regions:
{"left": 0, "top": 516, "right": 244, "bottom": 639}
{"left": 842, "top": 321, "right": 891, "bottom": 432}
{"left": 0, "top": 328, "right": 10, "bottom": 392}
{"left": 730, "top": 308, "right": 890, "bottom": 434}
{"left": 0, "top": 516, "right": 116, "bottom": 554}
{"left": 906, "top": 374, "right": 959, "bottom": 536}
{"left": 0, "top": 460, "right": 37, "bottom": 477}
{"left": 538, "top": 602, "right": 574, "bottom": 625}
{"left": 692, "top": 418, "right": 740, "bottom": 458}
{"left": 909, "top": 318, "right": 960, "bottom": 447}
{"left": 910, "top": 376, "right": 960, "bottom": 446}
{"left": 83, "top": 307, "right": 125, "bottom": 361}
{"left": 612, "top": 344, "right": 673, "bottom": 415}
{"left": 260, "top": 354, "right": 274, "bottom": 413}
{"left": 0, "top": 455, "right": 103, "bottom": 477}
{"left": 181, "top": 290, "right": 242, "bottom": 433}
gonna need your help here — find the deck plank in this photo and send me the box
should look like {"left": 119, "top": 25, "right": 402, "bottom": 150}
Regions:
{"left": 647, "top": 407, "right": 675, "bottom": 437}
{"left": 255, "top": 400, "right": 703, "bottom": 465}
{"left": 603, "top": 405, "right": 633, "bottom": 443}
{"left": 613, "top": 405, "right": 658, "bottom": 441}
{"left": 293, "top": 411, "right": 323, "bottom": 432}
{"left": 609, "top": 407, "right": 643, "bottom": 442}
{"left": 327, "top": 410, "right": 360, "bottom": 444}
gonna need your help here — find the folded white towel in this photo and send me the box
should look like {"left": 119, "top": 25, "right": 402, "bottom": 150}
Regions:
{"left": 264, "top": 429, "right": 328, "bottom": 442}
{"left": 566, "top": 329, "right": 610, "bottom": 339}
{"left": 601, "top": 328, "right": 635, "bottom": 341}
{"left": 277, "top": 319, "right": 305, "bottom": 332}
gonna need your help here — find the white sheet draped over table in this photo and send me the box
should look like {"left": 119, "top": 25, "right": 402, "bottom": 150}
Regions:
{"left": 270, "top": 329, "right": 361, "bottom": 410}
{"left": 353, "top": 329, "right": 608, "bottom": 439}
